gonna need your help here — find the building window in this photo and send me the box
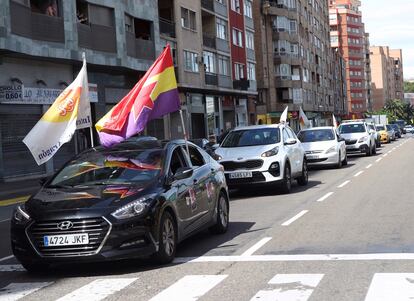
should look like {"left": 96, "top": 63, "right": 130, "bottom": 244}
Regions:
{"left": 31, "top": 0, "right": 59, "bottom": 16}
{"left": 247, "top": 62, "right": 256, "bottom": 80}
{"left": 275, "top": 64, "right": 291, "bottom": 77}
{"left": 231, "top": 0, "right": 241, "bottom": 13}
{"left": 184, "top": 50, "right": 199, "bottom": 72}
{"left": 203, "top": 51, "right": 216, "bottom": 74}
{"left": 181, "top": 7, "right": 196, "bottom": 31}
{"left": 218, "top": 55, "right": 230, "bottom": 76}
{"left": 216, "top": 18, "right": 227, "bottom": 40}
{"left": 244, "top": 0, "right": 252, "bottom": 18}
{"left": 245, "top": 31, "right": 254, "bottom": 50}
{"left": 232, "top": 28, "right": 243, "bottom": 47}
{"left": 234, "top": 63, "right": 244, "bottom": 80}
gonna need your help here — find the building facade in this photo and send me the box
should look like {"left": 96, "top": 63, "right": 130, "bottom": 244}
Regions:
{"left": 363, "top": 32, "right": 372, "bottom": 112}
{"left": 370, "top": 46, "right": 404, "bottom": 111}
{"left": 254, "top": 0, "right": 338, "bottom": 130}
{"left": 329, "top": 0, "right": 367, "bottom": 118}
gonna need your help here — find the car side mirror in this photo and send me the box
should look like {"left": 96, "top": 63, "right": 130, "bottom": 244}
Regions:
{"left": 338, "top": 137, "right": 345, "bottom": 142}
{"left": 174, "top": 167, "right": 193, "bottom": 181}
{"left": 284, "top": 138, "right": 297, "bottom": 145}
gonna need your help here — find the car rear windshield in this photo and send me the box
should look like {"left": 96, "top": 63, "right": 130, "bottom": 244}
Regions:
{"left": 376, "top": 126, "right": 385, "bottom": 131}
{"left": 339, "top": 124, "right": 365, "bottom": 134}
{"left": 49, "top": 149, "right": 164, "bottom": 187}
{"left": 298, "top": 129, "right": 335, "bottom": 142}
{"left": 221, "top": 128, "right": 280, "bottom": 147}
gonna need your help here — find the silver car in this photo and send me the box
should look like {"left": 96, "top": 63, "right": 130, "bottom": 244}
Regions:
{"left": 338, "top": 121, "right": 377, "bottom": 156}
{"left": 297, "top": 127, "right": 347, "bottom": 168}
{"left": 215, "top": 124, "right": 308, "bottom": 194}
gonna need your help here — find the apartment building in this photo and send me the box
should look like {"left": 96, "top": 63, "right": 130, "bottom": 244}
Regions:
{"left": 370, "top": 46, "right": 404, "bottom": 111}
{"left": 329, "top": 0, "right": 367, "bottom": 118}
{"left": 253, "top": 0, "right": 339, "bottom": 129}
{"left": 158, "top": 0, "right": 257, "bottom": 140}
{"left": 0, "top": 0, "right": 160, "bottom": 181}
{"left": 364, "top": 32, "right": 372, "bottom": 111}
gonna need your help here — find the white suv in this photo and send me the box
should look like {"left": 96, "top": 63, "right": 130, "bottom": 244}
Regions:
{"left": 215, "top": 124, "right": 308, "bottom": 194}
{"left": 338, "top": 121, "right": 377, "bottom": 156}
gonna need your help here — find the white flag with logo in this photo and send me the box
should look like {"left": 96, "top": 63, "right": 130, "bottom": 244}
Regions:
{"left": 23, "top": 57, "right": 91, "bottom": 165}
{"left": 299, "top": 107, "right": 311, "bottom": 129}
{"left": 332, "top": 114, "right": 338, "bottom": 129}
{"left": 280, "top": 106, "right": 288, "bottom": 123}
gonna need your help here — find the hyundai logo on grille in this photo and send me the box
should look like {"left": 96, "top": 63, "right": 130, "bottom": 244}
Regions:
{"left": 57, "top": 221, "right": 73, "bottom": 230}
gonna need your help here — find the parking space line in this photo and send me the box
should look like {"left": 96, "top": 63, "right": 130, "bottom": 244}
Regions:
{"left": 366, "top": 164, "right": 373, "bottom": 169}
{"left": 316, "top": 192, "right": 334, "bottom": 202}
{"left": 0, "top": 264, "right": 25, "bottom": 272}
{"left": 376, "top": 158, "right": 382, "bottom": 162}
{"left": 241, "top": 237, "right": 272, "bottom": 256}
{"left": 282, "top": 210, "right": 308, "bottom": 226}
{"left": 0, "top": 282, "right": 53, "bottom": 301}
{"left": 337, "top": 180, "right": 350, "bottom": 188}
{"left": 354, "top": 171, "right": 364, "bottom": 177}
{"left": 0, "top": 218, "right": 10, "bottom": 223}
{"left": 0, "top": 255, "right": 14, "bottom": 262}
{"left": 383, "top": 153, "right": 388, "bottom": 157}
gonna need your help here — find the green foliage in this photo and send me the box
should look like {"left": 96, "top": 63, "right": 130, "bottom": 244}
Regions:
{"left": 404, "top": 81, "right": 414, "bottom": 93}
{"left": 378, "top": 99, "right": 414, "bottom": 124}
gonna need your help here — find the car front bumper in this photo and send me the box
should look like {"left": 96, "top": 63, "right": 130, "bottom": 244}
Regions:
{"left": 306, "top": 151, "right": 339, "bottom": 166}
{"left": 345, "top": 142, "right": 369, "bottom": 153}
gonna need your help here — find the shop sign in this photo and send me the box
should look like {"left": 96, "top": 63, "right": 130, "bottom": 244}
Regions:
{"left": 0, "top": 84, "right": 98, "bottom": 105}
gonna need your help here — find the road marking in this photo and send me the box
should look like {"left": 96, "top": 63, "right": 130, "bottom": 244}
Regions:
{"left": 174, "top": 253, "right": 414, "bottom": 263}
{"left": 387, "top": 151, "right": 392, "bottom": 154}
{"left": 376, "top": 158, "right": 382, "bottom": 162}
{"left": 316, "top": 192, "right": 334, "bottom": 202}
{"left": 337, "top": 180, "right": 350, "bottom": 188}
{"left": 241, "top": 237, "right": 272, "bottom": 257}
{"left": 250, "top": 274, "right": 324, "bottom": 301}
{"left": 354, "top": 171, "right": 364, "bottom": 177}
{"left": 383, "top": 153, "right": 388, "bottom": 157}
{"left": 149, "top": 275, "right": 227, "bottom": 301}
{"left": 0, "top": 255, "right": 14, "bottom": 263}
{"left": 0, "top": 196, "right": 30, "bottom": 207}
{"left": 0, "top": 219, "right": 10, "bottom": 223}
{"left": 366, "top": 164, "right": 373, "bottom": 169}
{"left": 281, "top": 210, "right": 308, "bottom": 226}
{"left": 0, "top": 264, "right": 24, "bottom": 272}
{"left": 0, "top": 282, "right": 53, "bottom": 301}
{"left": 365, "top": 273, "right": 414, "bottom": 301}
{"left": 57, "top": 278, "right": 137, "bottom": 301}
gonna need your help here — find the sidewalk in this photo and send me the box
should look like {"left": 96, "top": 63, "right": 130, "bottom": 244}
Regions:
{"left": 0, "top": 178, "right": 41, "bottom": 203}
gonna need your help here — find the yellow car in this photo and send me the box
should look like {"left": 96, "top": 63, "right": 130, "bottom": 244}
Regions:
{"left": 375, "top": 124, "right": 390, "bottom": 143}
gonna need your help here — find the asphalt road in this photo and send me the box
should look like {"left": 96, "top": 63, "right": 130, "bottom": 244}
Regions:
{"left": 0, "top": 136, "right": 414, "bottom": 300}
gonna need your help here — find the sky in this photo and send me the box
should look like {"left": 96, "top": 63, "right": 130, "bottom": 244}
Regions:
{"left": 361, "top": 0, "right": 414, "bottom": 80}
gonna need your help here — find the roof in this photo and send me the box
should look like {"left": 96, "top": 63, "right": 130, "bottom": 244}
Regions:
{"left": 299, "top": 126, "right": 335, "bottom": 131}
{"left": 232, "top": 124, "right": 282, "bottom": 131}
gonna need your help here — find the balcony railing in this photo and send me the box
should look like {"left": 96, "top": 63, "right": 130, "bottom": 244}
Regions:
{"left": 159, "top": 18, "right": 176, "bottom": 38}
{"left": 201, "top": 0, "right": 214, "bottom": 11}
{"left": 126, "top": 32, "right": 155, "bottom": 60}
{"left": 233, "top": 79, "right": 250, "bottom": 90}
{"left": 203, "top": 34, "right": 216, "bottom": 48}
{"left": 10, "top": 1, "right": 64, "bottom": 43}
{"left": 205, "top": 73, "right": 218, "bottom": 86}
{"left": 78, "top": 23, "right": 117, "bottom": 53}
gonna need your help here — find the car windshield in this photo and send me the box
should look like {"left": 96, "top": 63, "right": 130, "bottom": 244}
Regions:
{"left": 221, "top": 128, "right": 280, "bottom": 147}
{"left": 376, "top": 126, "right": 385, "bottom": 131}
{"left": 49, "top": 149, "right": 164, "bottom": 187}
{"left": 298, "top": 129, "right": 335, "bottom": 142}
{"left": 339, "top": 124, "right": 365, "bottom": 134}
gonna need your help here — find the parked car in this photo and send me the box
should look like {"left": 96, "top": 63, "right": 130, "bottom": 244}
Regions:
{"left": 338, "top": 121, "right": 377, "bottom": 156}
{"left": 190, "top": 138, "right": 219, "bottom": 159}
{"left": 375, "top": 124, "right": 391, "bottom": 143}
{"left": 11, "top": 139, "right": 229, "bottom": 272}
{"left": 385, "top": 124, "right": 397, "bottom": 141}
{"left": 215, "top": 124, "right": 308, "bottom": 194}
{"left": 390, "top": 124, "right": 402, "bottom": 138}
{"left": 366, "top": 123, "right": 381, "bottom": 148}
{"left": 404, "top": 125, "right": 414, "bottom": 134}
{"left": 297, "top": 127, "right": 347, "bottom": 168}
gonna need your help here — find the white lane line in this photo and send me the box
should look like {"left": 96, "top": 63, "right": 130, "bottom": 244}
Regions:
{"left": 174, "top": 253, "right": 414, "bottom": 263}
{"left": 366, "top": 164, "right": 373, "bottom": 169}
{"left": 241, "top": 237, "right": 272, "bottom": 257}
{"left": 383, "top": 153, "right": 388, "bottom": 157}
{"left": 365, "top": 273, "right": 414, "bottom": 301}
{"left": 337, "top": 180, "right": 350, "bottom": 188}
{"left": 250, "top": 274, "right": 324, "bottom": 301}
{"left": 0, "top": 219, "right": 10, "bottom": 223}
{"left": 281, "top": 210, "right": 308, "bottom": 226}
{"left": 387, "top": 151, "right": 392, "bottom": 154}
{"left": 354, "top": 171, "right": 364, "bottom": 177}
{"left": 0, "top": 282, "right": 53, "bottom": 301}
{"left": 149, "top": 275, "right": 227, "bottom": 301}
{"left": 57, "top": 278, "right": 137, "bottom": 301}
{"left": 0, "top": 255, "right": 14, "bottom": 263}
{"left": 316, "top": 192, "right": 334, "bottom": 202}
{"left": 0, "top": 265, "right": 24, "bottom": 272}
{"left": 376, "top": 158, "right": 382, "bottom": 162}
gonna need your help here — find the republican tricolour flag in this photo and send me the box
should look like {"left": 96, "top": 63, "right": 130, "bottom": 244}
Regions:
{"left": 23, "top": 57, "right": 91, "bottom": 165}
{"left": 299, "top": 107, "right": 310, "bottom": 129}
{"left": 96, "top": 45, "right": 180, "bottom": 147}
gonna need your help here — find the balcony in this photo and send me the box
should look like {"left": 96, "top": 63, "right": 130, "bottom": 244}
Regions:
{"left": 203, "top": 34, "right": 216, "bottom": 49}
{"left": 218, "top": 75, "right": 232, "bottom": 88}
{"left": 126, "top": 32, "right": 155, "bottom": 60}
{"left": 10, "top": 1, "right": 64, "bottom": 43}
{"left": 159, "top": 18, "right": 176, "bottom": 38}
{"left": 205, "top": 73, "right": 218, "bottom": 86}
{"left": 201, "top": 0, "right": 214, "bottom": 11}
{"left": 78, "top": 23, "right": 117, "bottom": 53}
{"left": 233, "top": 79, "right": 250, "bottom": 90}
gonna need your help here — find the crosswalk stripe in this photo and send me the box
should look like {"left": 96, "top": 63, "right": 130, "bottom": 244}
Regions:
{"left": 56, "top": 278, "right": 137, "bottom": 301}
{"left": 149, "top": 275, "right": 228, "bottom": 301}
{"left": 250, "top": 274, "right": 324, "bottom": 301}
{"left": 0, "top": 282, "right": 53, "bottom": 301}
{"left": 0, "top": 265, "right": 25, "bottom": 272}
{"left": 365, "top": 273, "right": 414, "bottom": 300}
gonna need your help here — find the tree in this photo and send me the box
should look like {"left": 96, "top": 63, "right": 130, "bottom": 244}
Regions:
{"left": 404, "top": 81, "right": 414, "bottom": 93}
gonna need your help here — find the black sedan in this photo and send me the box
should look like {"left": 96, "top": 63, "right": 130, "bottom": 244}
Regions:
{"left": 11, "top": 139, "right": 229, "bottom": 272}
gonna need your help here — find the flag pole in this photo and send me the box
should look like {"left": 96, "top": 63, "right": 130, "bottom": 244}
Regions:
{"left": 179, "top": 109, "right": 190, "bottom": 155}
{"left": 82, "top": 51, "right": 95, "bottom": 148}
{"left": 89, "top": 126, "right": 95, "bottom": 148}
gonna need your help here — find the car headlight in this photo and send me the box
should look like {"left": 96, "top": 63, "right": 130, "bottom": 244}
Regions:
{"left": 111, "top": 198, "right": 150, "bottom": 220}
{"left": 13, "top": 205, "right": 31, "bottom": 224}
{"left": 325, "top": 146, "right": 336, "bottom": 154}
{"left": 358, "top": 136, "right": 368, "bottom": 143}
{"left": 261, "top": 146, "right": 279, "bottom": 157}
{"left": 215, "top": 154, "right": 222, "bottom": 160}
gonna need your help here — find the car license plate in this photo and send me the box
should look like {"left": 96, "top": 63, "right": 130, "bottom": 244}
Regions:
{"left": 43, "top": 233, "right": 89, "bottom": 247}
{"left": 229, "top": 171, "right": 253, "bottom": 179}
{"left": 306, "top": 155, "right": 319, "bottom": 160}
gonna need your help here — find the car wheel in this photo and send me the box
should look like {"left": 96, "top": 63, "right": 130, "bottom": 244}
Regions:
{"left": 280, "top": 163, "right": 292, "bottom": 194}
{"left": 366, "top": 143, "right": 372, "bottom": 156}
{"left": 342, "top": 153, "right": 348, "bottom": 166}
{"left": 209, "top": 192, "right": 229, "bottom": 234}
{"left": 21, "top": 262, "right": 49, "bottom": 274}
{"left": 336, "top": 152, "right": 342, "bottom": 169}
{"left": 297, "top": 159, "right": 309, "bottom": 186}
{"left": 372, "top": 143, "right": 377, "bottom": 155}
{"left": 154, "top": 211, "right": 176, "bottom": 264}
